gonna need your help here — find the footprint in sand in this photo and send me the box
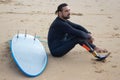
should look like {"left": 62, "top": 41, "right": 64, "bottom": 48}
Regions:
{"left": 108, "top": 16, "right": 112, "bottom": 19}
{"left": 92, "top": 65, "right": 105, "bottom": 73}
{"left": 91, "top": 59, "right": 108, "bottom": 74}
{"left": 0, "top": 0, "right": 12, "bottom": 4}
{"left": 112, "top": 65, "right": 117, "bottom": 68}
{"left": 100, "top": 9, "right": 104, "bottom": 11}
{"left": 71, "top": 13, "right": 83, "bottom": 16}
{"left": 95, "top": 69, "right": 104, "bottom": 73}
{"left": 0, "top": 41, "right": 12, "bottom": 63}
{"left": 113, "top": 27, "right": 119, "bottom": 30}
{"left": 112, "top": 33, "right": 120, "bottom": 38}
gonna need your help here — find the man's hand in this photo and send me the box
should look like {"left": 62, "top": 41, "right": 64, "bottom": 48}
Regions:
{"left": 88, "top": 33, "right": 94, "bottom": 43}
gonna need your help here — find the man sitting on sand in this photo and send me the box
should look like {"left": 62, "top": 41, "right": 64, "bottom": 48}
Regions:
{"left": 47, "top": 3, "right": 108, "bottom": 57}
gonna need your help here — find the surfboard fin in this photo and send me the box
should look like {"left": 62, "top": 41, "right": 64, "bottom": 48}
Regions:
{"left": 25, "top": 30, "right": 27, "bottom": 37}
{"left": 34, "top": 33, "right": 36, "bottom": 40}
{"left": 17, "top": 30, "right": 19, "bottom": 38}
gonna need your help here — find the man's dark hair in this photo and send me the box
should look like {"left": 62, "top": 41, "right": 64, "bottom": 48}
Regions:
{"left": 55, "top": 3, "right": 68, "bottom": 14}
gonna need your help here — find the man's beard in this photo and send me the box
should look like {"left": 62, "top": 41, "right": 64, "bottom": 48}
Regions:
{"left": 62, "top": 14, "right": 70, "bottom": 20}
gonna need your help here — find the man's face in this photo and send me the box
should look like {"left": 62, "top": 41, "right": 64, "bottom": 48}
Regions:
{"left": 60, "top": 6, "right": 70, "bottom": 19}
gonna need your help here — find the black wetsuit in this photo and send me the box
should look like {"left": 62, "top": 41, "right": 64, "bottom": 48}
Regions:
{"left": 48, "top": 17, "right": 96, "bottom": 57}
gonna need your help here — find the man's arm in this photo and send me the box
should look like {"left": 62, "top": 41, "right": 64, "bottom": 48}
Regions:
{"left": 67, "top": 20, "right": 91, "bottom": 33}
{"left": 61, "top": 22, "right": 91, "bottom": 39}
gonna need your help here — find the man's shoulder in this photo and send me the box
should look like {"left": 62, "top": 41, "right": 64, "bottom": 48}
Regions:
{"left": 53, "top": 17, "right": 65, "bottom": 24}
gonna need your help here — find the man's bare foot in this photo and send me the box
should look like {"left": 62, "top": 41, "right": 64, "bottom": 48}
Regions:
{"left": 94, "top": 47, "right": 108, "bottom": 53}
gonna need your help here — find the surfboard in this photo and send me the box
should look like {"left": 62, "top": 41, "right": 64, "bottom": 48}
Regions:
{"left": 10, "top": 34, "right": 48, "bottom": 77}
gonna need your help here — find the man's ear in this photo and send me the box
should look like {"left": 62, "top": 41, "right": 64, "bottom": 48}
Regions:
{"left": 58, "top": 11, "right": 61, "bottom": 14}
{"left": 58, "top": 11, "right": 62, "bottom": 16}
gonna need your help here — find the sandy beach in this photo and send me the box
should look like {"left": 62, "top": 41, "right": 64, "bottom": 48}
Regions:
{"left": 0, "top": 0, "right": 120, "bottom": 80}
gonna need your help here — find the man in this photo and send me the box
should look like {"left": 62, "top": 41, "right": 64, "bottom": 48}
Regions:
{"left": 48, "top": 3, "right": 108, "bottom": 60}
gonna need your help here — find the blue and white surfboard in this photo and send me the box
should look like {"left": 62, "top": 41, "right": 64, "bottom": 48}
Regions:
{"left": 10, "top": 34, "right": 48, "bottom": 77}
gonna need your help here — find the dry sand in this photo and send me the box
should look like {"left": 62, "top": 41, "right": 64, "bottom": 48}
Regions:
{"left": 0, "top": 0, "right": 120, "bottom": 80}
